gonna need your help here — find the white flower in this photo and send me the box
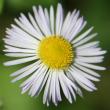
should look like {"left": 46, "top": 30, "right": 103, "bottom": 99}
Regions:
{"left": 4, "top": 3, "right": 106, "bottom": 106}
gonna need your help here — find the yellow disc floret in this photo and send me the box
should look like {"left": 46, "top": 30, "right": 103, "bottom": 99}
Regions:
{"left": 38, "top": 36, "right": 74, "bottom": 69}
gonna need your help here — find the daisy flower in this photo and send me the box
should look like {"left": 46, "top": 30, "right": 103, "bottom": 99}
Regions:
{"left": 4, "top": 3, "right": 106, "bottom": 106}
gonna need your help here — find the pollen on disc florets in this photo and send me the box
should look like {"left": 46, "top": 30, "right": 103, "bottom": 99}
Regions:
{"left": 38, "top": 36, "right": 74, "bottom": 69}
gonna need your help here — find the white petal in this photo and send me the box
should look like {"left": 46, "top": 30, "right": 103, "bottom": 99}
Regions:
{"left": 33, "top": 6, "right": 51, "bottom": 36}
{"left": 61, "top": 72, "right": 76, "bottom": 100}
{"left": 21, "top": 64, "right": 45, "bottom": 94}
{"left": 56, "top": 3, "right": 63, "bottom": 35}
{"left": 74, "top": 33, "right": 98, "bottom": 47}
{"left": 6, "top": 31, "right": 33, "bottom": 44}
{"left": 15, "top": 16, "right": 42, "bottom": 40}
{"left": 75, "top": 56, "right": 104, "bottom": 63}
{"left": 69, "top": 67, "right": 97, "bottom": 90}
{"left": 21, "top": 81, "right": 33, "bottom": 94}
{"left": 28, "top": 13, "right": 43, "bottom": 37}
{"left": 76, "top": 47, "right": 102, "bottom": 55}
{"left": 75, "top": 60, "right": 106, "bottom": 70}
{"left": 76, "top": 41, "right": 99, "bottom": 50}
{"left": 4, "top": 38, "right": 36, "bottom": 50}
{"left": 29, "top": 66, "right": 48, "bottom": 97}
{"left": 72, "top": 27, "right": 94, "bottom": 44}
{"left": 76, "top": 81, "right": 94, "bottom": 92}
{"left": 66, "top": 72, "right": 83, "bottom": 97}
{"left": 6, "top": 27, "right": 38, "bottom": 44}
{"left": 50, "top": 5, "right": 54, "bottom": 34}
{"left": 69, "top": 17, "right": 84, "bottom": 41}
{"left": 49, "top": 71, "right": 57, "bottom": 105}
{"left": 11, "top": 61, "right": 41, "bottom": 82}
{"left": 55, "top": 71, "right": 62, "bottom": 102}
{"left": 76, "top": 49, "right": 106, "bottom": 56}
{"left": 34, "top": 67, "right": 50, "bottom": 97}
{"left": 38, "top": 6, "right": 51, "bottom": 35}
{"left": 74, "top": 63, "right": 100, "bottom": 77}
{"left": 4, "top": 56, "right": 37, "bottom": 66}
{"left": 19, "top": 13, "right": 42, "bottom": 37}
{"left": 4, "top": 45, "right": 36, "bottom": 53}
{"left": 44, "top": 8, "right": 50, "bottom": 28}
{"left": 5, "top": 53, "right": 36, "bottom": 57}
{"left": 30, "top": 67, "right": 50, "bottom": 96}
{"left": 72, "top": 66, "right": 100, "bottom": 81}
{"left": 64, "top": 11, "right": 81, "bottom": 40}
{"left": 43, "top": 70, "right": 52, "bottom": 104}
{"left": 10, "top": 62, "right": 38, "bottom": 76}
{"left": 58, "top": 71, "right": 72, "bottom": 103}
{"left": 61, "top": 11, "right": 71, "bottom": 38}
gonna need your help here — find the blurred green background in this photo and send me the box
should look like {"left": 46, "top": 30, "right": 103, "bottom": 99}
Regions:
{"left": 0, "top": 0, "right": 110, "bottom": 110}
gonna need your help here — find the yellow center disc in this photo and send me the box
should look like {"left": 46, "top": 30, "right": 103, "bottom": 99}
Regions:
{"left": 38, "top": 36, "right": 74, "bottom": 69}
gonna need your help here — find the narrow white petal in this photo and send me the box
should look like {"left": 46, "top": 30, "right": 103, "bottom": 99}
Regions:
{"left": 44, "top": 8, "right": 50, "bottom": 28}
{"left": 34, "top": 68, "right": 50, "bottom": 97}
{"left": 75, "top": 56, "right": 104, "bottom": 63}
{"left": 73, "top": 66, "right": 100, "bottom": 81}
{"left": 67, "top": 72, "right": 93, "bottom": 92}
{"left": 28, "top": 13, "right": 43, "bottom": 37}
{"left": 76, "top": 81, "right": 94, "bottom": 92}
{"left": 25, "top": 68, "right": 50, "bottom": 96}
{"left": 64, "top": 10, "right": 80, "bottom": 40}
{"left": 20, "top": 13, "right": 42, "bottom": 37}
{"left": 72, "top": 27, "right": 94, "bottom": 44}
{"left": 74, "top": 63, "right": 100, "bottom": 77}
{"left": 50, "top": 71, "right": 57, "bottom": 105}
{"left": 4, "top": 38, "right": 36, "bottom": 50}
{"left": 75, "top": 60, "right": 106, "bottom": 70}
{"left": 21, "top": 64, "right": 45, "bottom": 94}
{"left": 12, "top": 61, "right": 41, "bottom": 82}
{"left": 69, "top": 17, "right": 84, "bottom": 41}
{"left": 7, "top": 25, "right": 39, "bottom": 44}
{"left": 59, "top": 72, "right": 70, "bottom": 102}
{"left": 12, "top": 66, "right": 38, "bottom": 83}
{"left": 46, "top": 70, "right": 52, "bottom": 102}
{"left": 10, "top": 62, "right": 38, "bottom": 76}
{"left": 61, "top": 12, "right": 71, "bottom": 37}
{"left": 20, "top": 64, "right": 44, "bottom": 88}
{"left": 76, "top": 49, "right": 106, "bottom": 56}
{"left": 58, "top": 71, "right": 72, "bottom": 103}
{"left": 76, "top": 41, "right": 99, "bottom": 50}
{"left": 4, "top": 56, "right": 37, "bottom": 66}
{"left": 66, "top": 72, "right": 84, "bottom": 97}
{"left": 55, "top": 3, "right": 63, "bottom": 35}
{"left": 5, "top": 53, "right": 36, "bottom": 57}
{"left": 62, "top": 72, "right": 76, "bottom": 100}
{"left": 55, "top": 71, "right": 62, "bottom": 102}
{"left": 38, "top": 6, "right": 51, "bottom": 35}
{"left": 29, "top": 66, "right": 48, "bottom": 97}
{"left": 15, "top": 17, "right": 42, "bottom": 40}
{"left": 74, "top": 33, "right": 98, "bottom": 47}
{"left": 6, "top": 29, "right": 37, "bottom": 45}
{"left": 50, "top": 5, "right": 54, "bottom": 34}
{"left": 43, "top": 70, "right": 52, "bottom": 104}
{"left": 69, "top": 67, "right": 97, "bottom": 90}
{"left": 21, "top": 81, "right": 32, "bottom": 94}
{"left": 33, "top": 6, "right": 51, "bottom": 36}
{"left": 75, "top": 21, "right": 87, "bottom": 36}
{"left": 6, "top": 34, "right": 37, "bottom": 46}
{"left": 4, "top": 45, "right": 36, "bottom": 53}
{"left": 76, "top": 47, "right": 102, "bottom": 55}
{"left": 71, "top": 70, "right": 96, "bottom": 90}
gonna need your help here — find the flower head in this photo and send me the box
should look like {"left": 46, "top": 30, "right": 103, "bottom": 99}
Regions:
{"left": 4, "top": 3, "right": 106, "bottom": 106}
